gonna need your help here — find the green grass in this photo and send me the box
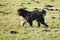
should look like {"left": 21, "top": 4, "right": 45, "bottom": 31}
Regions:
{"left": 0, "top": 0, "right": 60, "bottom": 40}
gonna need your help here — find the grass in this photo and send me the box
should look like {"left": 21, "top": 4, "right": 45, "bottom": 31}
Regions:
{"left": 0, "top": 0, "right": 60, "bottom": 40}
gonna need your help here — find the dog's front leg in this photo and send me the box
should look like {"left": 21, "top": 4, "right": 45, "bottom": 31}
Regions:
{"left": 36, "top": 20, "right": 41, "bottom": 27}
{"left": 38, "top": 22, "right": 40, "bottom": 27}
{"left": 21, "top": 19, "right": 26, "bottom": 26}
{"left": 28, "top": 21, "right": 33, "bottom": 27}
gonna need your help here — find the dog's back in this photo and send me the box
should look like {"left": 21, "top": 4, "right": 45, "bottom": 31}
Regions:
{"left": 31, "top": 9, "right": 42, "bottom": 20}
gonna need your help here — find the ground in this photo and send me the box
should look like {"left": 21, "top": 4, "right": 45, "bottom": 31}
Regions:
{"left": 0, "top": 0, "right": 60, "bottom": 40}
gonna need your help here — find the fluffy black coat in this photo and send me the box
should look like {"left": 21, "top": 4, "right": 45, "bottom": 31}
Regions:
{"left": 17, "top": 8, "right": 48, "bottom": 27}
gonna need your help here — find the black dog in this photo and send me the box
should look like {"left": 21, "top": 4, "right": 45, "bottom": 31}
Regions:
{"left": 17, "top": 8, "right": 48, "bottom": 27}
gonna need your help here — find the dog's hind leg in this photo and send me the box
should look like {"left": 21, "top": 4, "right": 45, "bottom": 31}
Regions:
{"left": 41, "top": 22, "right": 48, "bottom": 28}
{"left": 40, "top": 17, "right": 48, "bottom": 28}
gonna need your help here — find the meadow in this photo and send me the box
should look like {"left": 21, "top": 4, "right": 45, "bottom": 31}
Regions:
{"left": 0, "top": 0, "right": 60, "bottom": 40}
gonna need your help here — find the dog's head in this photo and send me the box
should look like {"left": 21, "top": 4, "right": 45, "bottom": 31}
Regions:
{"left": 17, "top": 8, "right": 24, "bottom": 16}
{"left": 17, "top": 8, "right": 31, "bottom": 17}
